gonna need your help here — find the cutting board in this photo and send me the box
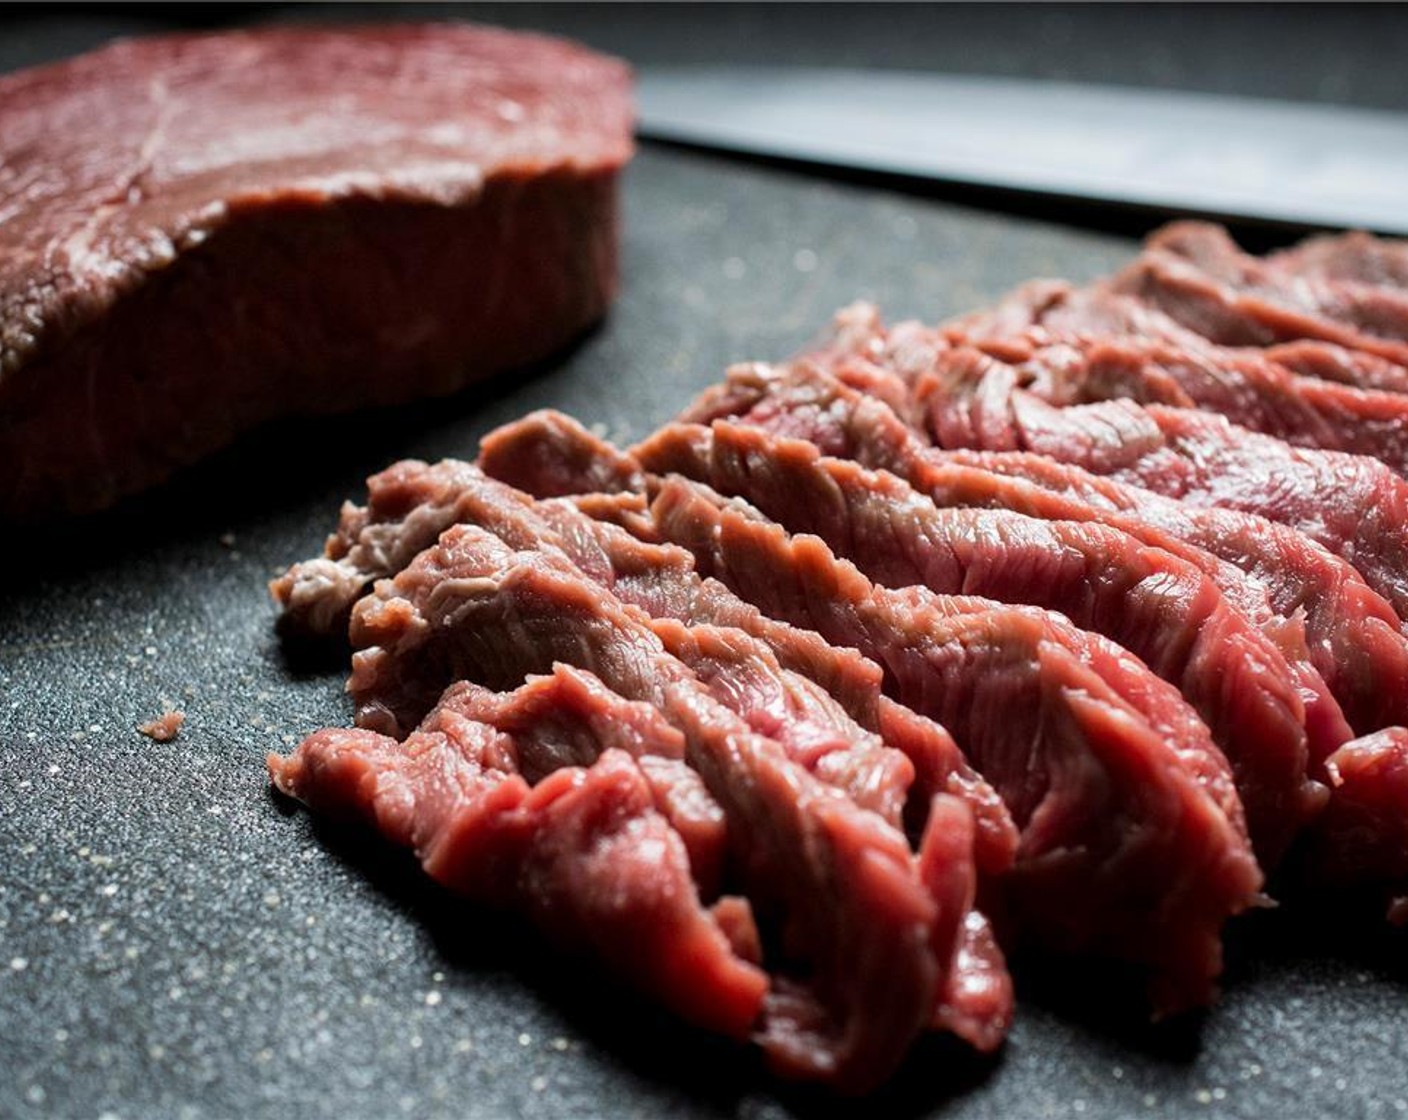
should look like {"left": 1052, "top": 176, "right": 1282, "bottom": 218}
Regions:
{"left": 4, "top": 12, "right": 1408, "bottom": 1119}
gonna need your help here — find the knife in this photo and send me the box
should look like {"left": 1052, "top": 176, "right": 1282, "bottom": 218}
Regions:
{"left": 636, "top": 67, "right": 1408, "bottom": 235}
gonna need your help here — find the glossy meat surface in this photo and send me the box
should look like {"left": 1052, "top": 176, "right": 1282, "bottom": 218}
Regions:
{"left": 0, "top": 25, "right": 632, "bottom": 514}
{"left": 639, "top": 415, "right": 1322, "bottom": 863}
{"left": 344, "top": 522, "right": 1012, "bottom": 1089}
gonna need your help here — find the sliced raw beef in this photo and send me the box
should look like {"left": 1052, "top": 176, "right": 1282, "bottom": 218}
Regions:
{"left": 938, "top": 446, "right": 1408, "bottom": 741}
{"left": 1110, "top": 245, "right": 1408, "bottom": 368}
{"left": 915, "top": 345, "right": 1408, "bottom": 624}
{"left": 1271, "top": 230, "right": 1408, "bottom": 291}
{"left": 480, "top": 411, "right": 1258, "bottom": 1008}
{"left": 345, "top": 522, "right": 1012, "bottom": 1087}
{"left": 274, "top": 455, "right": 1016, "bottom": 864}
{"left": 1263, "top": 340, "right": 1408, "bottom": 396}
{"left": 712, "top": 345, "right": 1404, "bottom": 743}
{"left": 267, "top": 217, "right": 1408, "bottom": 1088}
{"left": 643, "top": 476, "right": 1262, "bottom": 1011}
{"left": 484, "top": 413, "right": 1273, "bottom": 851}
{"left": 481, "top": 408, "right": 649, "bottom": 499}
{"left": 943, "top": 282, "right": 1204, "bottom": 361}
{"left": 968, "top": 335, "right": 1408, "bottom": 479}
{"left": 669, "top": 355, "right": 1408, "bottom": 924}
{"left": 632, "top": 419, "right": 1322, "bottom": 863}
{"left": 672, "top": 357, "right": 1364, "bottom": 753}
{"left": 348, "top": 530, "right": 917, "bottom": 834}
{"left": 430, "top": 665, "right": 729, "bottom": 896}
{"left": 528, "top": 499, "right": 1014, "bottom": 863}
{"left": 950, "top": 283, "right": 1408, "bottom": 395}
{"left": 269, "top": 677, "right": 766, "bottom": 1039}
{"left": 1149, "top": 222, "right": 1408, "bottom": 343}
{"left": 0, "top": 25, "right": 632, "bottom": 516}
{"left": 1305, "top": 728, "right": 1408, "bottom": 923}
{"left": 482, "top": 414, "right": 1263, "bottom": 775}
{"left": 276, "top": 438, "right": 648, "bottom": 639}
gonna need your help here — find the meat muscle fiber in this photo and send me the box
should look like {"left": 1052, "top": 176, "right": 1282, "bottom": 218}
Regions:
{"left": 345, "top": 523, "right": 1013, "bottom": 1088}
{"left": 1272, "top": 230, "right": 1408, "bottom": 291}
{"left": 1147, "top": 222, "right": 1408, "bottom": 346}
{"left": 674, "top": 358, "right": 1357, "bottom": 763}
{"left": 767, "top": 309, "right": 1408, "bottom": 740}
{"left": 0, "top": 25, "right": 632, "bottom": 516}
{"left": 995, "top": 330, "right": 1408, "bottom": 477}
{"left": 953, "top": 280, "right": 1408, "bottom": 396}
{"left": 634, "top": 413, "right": 1322, "bottom": 863}
{"left": 269, "top": 673, "right": 765, "bottom": 1039}
{"left": 915, "top": 344, "right": 1408, "bottom": 625}
{"left": 476, "top": 411, "right": 1262, "bottom": 1010}
{"left": 272, "top": 454, "right": 1019, "bottom": 874}
{"left": 643, "top": 477, "right": 1261, "bottom": 1012}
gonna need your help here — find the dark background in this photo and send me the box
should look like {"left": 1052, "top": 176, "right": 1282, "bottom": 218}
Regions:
{"left": 3, "top": 6, "right": 1407, "bottom": 1120}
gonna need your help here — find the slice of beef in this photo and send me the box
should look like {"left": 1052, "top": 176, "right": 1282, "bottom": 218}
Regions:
{"left": 466, "top": 414, "right": 1261, "bottom": 1008}
{"left": 944, "top": 281, "right": 1206, "bottom": 355}
{"left": 431, "top": 665, "right": 728, "bottom": 898}
{"left": 648, "top": 618, "right": 917, "bottom": 833}
{"left": 989, "top": 335, "right": 1408, "bottom": 480}
{"left": 484, "top": 419, "right": 1267, "bottom": 901}
{"left": 271, "top": 452, "right": 1018, "bottom": 871}
{"left": 1271, "top": 230, "right": 1408, "bottom": 291}
{"left": 1110, "top": 247, "right": 1408, "bottom": 369}
{"left": 484, "top": 411, "right": 1255, "bottom": 834}
{"left": 949, "top": 283, "right": 1408, "bottom": 395}
{"left": 1263, "top": 340, "right": 1408, "bottom": 395}
{"left": 345, "top": 522, "right": 1012, "bottom": 1087}
{"left": 633, "top": 418, "right": 1323, "bottom": 864}
{"left": 693, "top": 360, "right": 1383, "bottom": 747}
{"left": 306, "top": 461, "right": 918, "bottom": 839}
{"left": 0, "top": 25, "right": 632, "bottom": 516}
{"left": 480, "top": 408, "right": 648, "bottom": 499}
{"left": 529, "top": 499, "right": 1015, "bottom": 863}
{"left": 275, "top": 441, "right": 648, "bottom": 640}
{"left": 269, "top": 688, "right": 766, "bottom": 1040}
{"left": 633, "top": 402, "right": 1408, "bottom": 929}
{"left": 639, "top": 476, "right": 1260, "bottom": 1012}
{"left": 937, "top": 446, "right": 1408, "bottom": 741}
{"left": 1149, "top": 222, "right": 1408, "bottom": 344}
{"left": 675, "top": 360, "right": 1408, "bottom": 753}
{"left": 1305, "top": 728, "right": 1408, "bottom": 923}
{"left": 916, "top": 344, "right": 1408, "bottom": 625}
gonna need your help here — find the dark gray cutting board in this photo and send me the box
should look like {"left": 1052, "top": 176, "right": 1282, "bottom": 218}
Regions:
{"left": 4, "top": 7, "right": 1408, "bottom": 1119}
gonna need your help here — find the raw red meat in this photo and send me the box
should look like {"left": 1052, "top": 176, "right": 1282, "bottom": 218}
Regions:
{"left": 952, "top": 280, "right": 1408, "bottom": 395}
{"left": 673, "top": 357, "right": 1363, "bottom": 756}
{"left": 972, "top": 329, "right": 1408, "bottom": 476}
{"left": 472, "top": 412, "right": 1263, "bottom": 1007}
{"left": 345, "top": 521, "right": 1012, "bottom": 1088}
{"left": 0, "top": 25, "right": 631, "bottom": 516}
{"left": 1112, "top": 243, "right": 1408, "bottom": 367}
{"left": 632, "top": 419, "right": 1323, "bottom": 863}
{"left": 276, "top": 455, "right": 1017, "bottom": 864}
{"left": 269, "top": 678, "right": 765, "bottom": 1038}
{"left": 1271, "top": 230, "right": 1408, "bottom": 291}
{"left": 915, "top": 344, "right": 1408, "bottom": 624}
{"left": 268, "top": 218, "right": 1408, "bottom": 1090}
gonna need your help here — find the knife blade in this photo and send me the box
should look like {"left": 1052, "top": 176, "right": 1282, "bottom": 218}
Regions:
{"left": 636, "top": 67, "right": 1408, "bottom": 234}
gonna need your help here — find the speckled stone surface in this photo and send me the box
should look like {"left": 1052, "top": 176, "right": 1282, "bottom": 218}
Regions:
{"left": 4, "top": 8, "right": 1408, "bottom": 1119}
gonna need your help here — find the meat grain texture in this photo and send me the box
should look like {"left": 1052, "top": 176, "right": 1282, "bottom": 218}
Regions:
{"left": 0, "top": 24, "right": 632, "bottom": 516}
{"left": 188, "top": 93, "right": 1408, "bottom": 1091}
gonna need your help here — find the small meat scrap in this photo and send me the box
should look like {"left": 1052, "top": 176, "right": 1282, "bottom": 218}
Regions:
{"left": 138, "top": 710, "right": 184, "bottom": 742}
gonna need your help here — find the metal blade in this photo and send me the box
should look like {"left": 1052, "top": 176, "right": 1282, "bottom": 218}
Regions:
{"left": 637, "top": 67, "right": 1408, "bottom": 234}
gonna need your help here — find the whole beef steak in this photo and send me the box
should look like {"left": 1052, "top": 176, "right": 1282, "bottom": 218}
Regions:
{"left": 0, "top": 24, "right": 633, "bottom": 516}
